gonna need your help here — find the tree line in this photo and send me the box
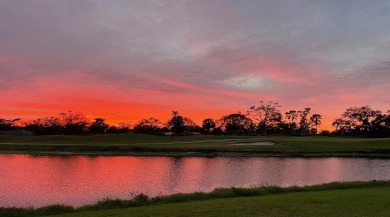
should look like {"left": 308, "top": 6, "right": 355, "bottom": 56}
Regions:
{"left": 0, "top": 102, "right": 389, "bottom": 137}
{"left": 332, "top": 106, "right": 390, "bottom": 137}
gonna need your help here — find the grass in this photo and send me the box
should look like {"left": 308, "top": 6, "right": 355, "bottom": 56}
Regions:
{"left": 0, "top": 134, "right": 389, "bottom": 156}
{"left": 52, "top": 187, "right": 390, "bottom": 217}
{"left": 0, "top": 134, "right": 390, "bottom": 155}
{"left": 1, "top": 181, "right": 390, "bottom": 217}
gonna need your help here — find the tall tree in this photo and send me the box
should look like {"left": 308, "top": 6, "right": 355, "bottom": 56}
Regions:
{"left": 247, "top": 101, "right": 281, "bottom": 135}
{"left": 298, "top": 108, "right": 311, "bottom": 135}
{"left": 167, "top": 111, "right": 185, "bottom": 134}
{"left": 310, "top": 114, "right": 322, "bottom": 134}
{"left": 285, "top": 110, "right": 298, "bottom": 135}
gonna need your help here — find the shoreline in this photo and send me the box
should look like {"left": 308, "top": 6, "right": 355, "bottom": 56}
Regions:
{"left": 1, "top": 180, "right": 390, "bottom": 216}
{"left": 1, "top": 150, "right": 390, "bottom": 158}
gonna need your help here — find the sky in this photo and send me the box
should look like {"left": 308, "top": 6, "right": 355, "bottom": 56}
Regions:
{"left": 1, "top": 0, "right": 389, "bottom": 130}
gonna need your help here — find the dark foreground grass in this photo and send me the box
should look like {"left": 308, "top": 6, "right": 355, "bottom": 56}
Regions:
{"left": 50, "top": 186, "right": 390, "bottom": 217}
{"left": 0, "top": 134, "right": 389, "bottom": 156}
{"left": 1, "top": 181, "right": 390, "bottom": 217}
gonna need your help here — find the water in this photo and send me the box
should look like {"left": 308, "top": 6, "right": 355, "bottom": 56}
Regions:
{"left": 0, "top": 154, "right": 389, "bottom": 207}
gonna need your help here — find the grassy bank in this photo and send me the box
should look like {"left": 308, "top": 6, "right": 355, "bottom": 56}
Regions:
{"left": 0, "top": 134, "right": 389, "bottom": 156}
{"left": 1, "top": 181, "right": 390, "bottom": 217}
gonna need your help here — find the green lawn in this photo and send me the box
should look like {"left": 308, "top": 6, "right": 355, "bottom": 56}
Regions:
{"left": 0, "top": 134, "right": 389, "bottom": 155}
{"left": 48, "top": 186, "right": 390, "bottom": 217}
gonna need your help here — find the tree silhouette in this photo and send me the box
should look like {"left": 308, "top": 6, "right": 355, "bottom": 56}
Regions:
{"left": 247, "top": 101, "right": 281, "bottom": 135}
{"left": 202, "top": 118, "right": 216, "bottom": 134}
{"left": 25, "top": 116, "right": 62, "bottom": 135}
{"left": 332, "top": 106, "right": 387, "bottom": 137}
{"left": 370, "top": 111, "right": 390, "bottom": 137}
{"left": 167, "top": 111, "right": 185, "bottom": 134}
{"left": 0, "top": 118, "right": 19, "bottom": 131}
{"left": 298, "top": 108, "right": 311, "bottom": 135}
{"left": 134, "top": 118, "right": 162, "bottom": 134}
{"left": 310, "top": 114, "right": 322, "bottom": 134}
{"left": 285, "top": 110, "right": 298, "bottom": 135}
{"left": 220, "top": 113, "right": 254, "bottom": 135}
{"left": 4, "top": 101, "right": 366, "bottom": 137}
{"left": 117, "top": 122, "right": 132, "bottom": 133}
{"left": 182, "top": 117, "right": 201, "bottom": 132}
{"left": 59, "top": 111, "right": 89, "bottom": 135}
{"left": 89, "top": 118, "right": 109, "bottom": 134}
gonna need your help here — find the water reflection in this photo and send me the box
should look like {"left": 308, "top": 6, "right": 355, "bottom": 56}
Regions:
{"left": 0, "top": 154, "right": 389, "bottom": 207}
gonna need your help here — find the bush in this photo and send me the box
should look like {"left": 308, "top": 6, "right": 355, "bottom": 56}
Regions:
{"left": 35, "top": 205, "right": 74, "bottom": 216}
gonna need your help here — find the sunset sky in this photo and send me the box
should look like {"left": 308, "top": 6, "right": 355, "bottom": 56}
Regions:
{"left": 1, "top": 0, "right": 389, "bottom": 130}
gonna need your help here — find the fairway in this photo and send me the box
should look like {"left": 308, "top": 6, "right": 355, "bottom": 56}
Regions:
{"left": 47, "top": 186, "right": 390, "bottom": 217}
{"left": 0, "top": 134, "right": 389, "bottom": 156}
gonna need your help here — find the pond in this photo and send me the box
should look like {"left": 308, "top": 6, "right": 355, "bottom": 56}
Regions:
{"left": 1, "top": 154, "right": 389, "bottom": 207}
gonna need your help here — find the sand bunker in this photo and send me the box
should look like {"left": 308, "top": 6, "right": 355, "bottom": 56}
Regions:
{"left": 231, "top": 141, "right": 275, "bottom": 146}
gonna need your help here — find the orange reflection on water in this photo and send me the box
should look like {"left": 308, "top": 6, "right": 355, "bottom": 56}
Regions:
{"left": 0, "top": 155, "right": 389, "bottom": 207}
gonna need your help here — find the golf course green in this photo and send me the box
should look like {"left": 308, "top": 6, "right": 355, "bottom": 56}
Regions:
{"left": 0, "top": 134, "right": 389, "bottom": 156}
